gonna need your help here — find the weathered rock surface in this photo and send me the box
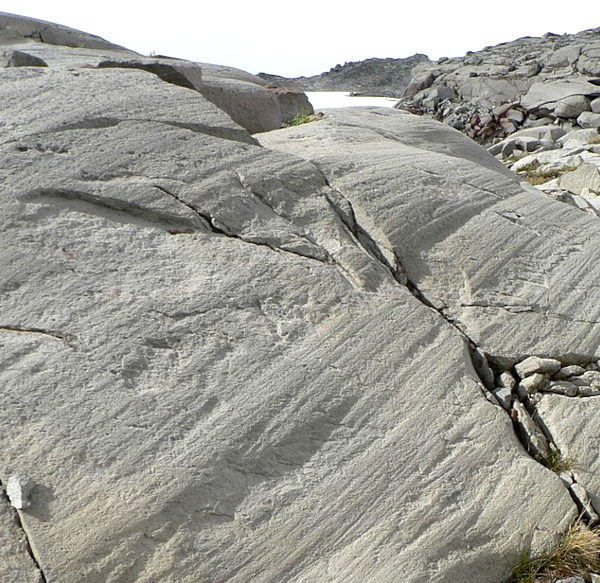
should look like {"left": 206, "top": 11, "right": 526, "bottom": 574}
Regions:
{"left": 3, "top": 12, "right": 600, "bottom": 583}
{"left": 0, "top": 11, "right": 127, "bottom": 50}
{"left": 195, "top": 62, "right": 316, "bottom": 132}
{"left": 0, "top": 11, "right": 312, "bottom": 135}
{"left": 267, "top": 85, "right": 314, "bottom": 123}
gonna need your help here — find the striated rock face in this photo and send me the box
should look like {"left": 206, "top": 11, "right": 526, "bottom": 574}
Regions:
{"left": 3, "top": 11, "right": 600, "bottom": 583}
{"left": 260, "top": 108, "right": 600, "bottom": 364}
{"left": 0, "top": 12, "right": 312, "bottom": 135}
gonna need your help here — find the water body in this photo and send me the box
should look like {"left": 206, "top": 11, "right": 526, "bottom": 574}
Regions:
{"left": 305, "top": 91, "right": 399, "bottom": 110}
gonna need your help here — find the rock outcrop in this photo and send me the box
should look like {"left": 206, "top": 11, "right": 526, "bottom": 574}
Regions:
{"left": 0, "top": 12, "right": 311, "bottom": 135}
{"left": 3, "top": 12, "right": 600, "bottom": 583}
{"left": 396, "top": 28, "right": 600, "bottom": 236}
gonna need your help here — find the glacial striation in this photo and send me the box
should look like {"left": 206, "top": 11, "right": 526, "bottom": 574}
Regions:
{"left": 1, "top": 11, "right": 600, "bottom": 583}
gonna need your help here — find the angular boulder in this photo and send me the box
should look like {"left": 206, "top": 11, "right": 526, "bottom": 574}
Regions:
{"left": 577, "top": 111, "right": 600, "bottom": 129}
{"left": 521, "top": 80, "right": 600, "bottom": 113}
{"left": 560, "top": 163, "right": 600, "bottom": 195}
{"left": 553, "top": 95, "right": 591, "bottom": 119}
{"left": 267, "top": 85, "right": 314, "bottom": 123}
{"left": 196, "top": 62, "right": 283, "bottom": 133}
{"left": 0, "top": 47, "right": 47, "bottom": 67}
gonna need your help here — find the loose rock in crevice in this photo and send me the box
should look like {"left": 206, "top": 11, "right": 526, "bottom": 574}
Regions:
{"left": 0, "top": 478, "right": 48, "bottom": 583}
{"left": 491, "top": 354, "right": 600, "bottom": 524}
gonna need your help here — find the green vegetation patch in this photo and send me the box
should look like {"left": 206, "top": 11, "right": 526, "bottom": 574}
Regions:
{"left": 545, "top": 447, "right": 574, "bottom": 473}
{"left": 286, "top": 112, "right": 324, "bottom": 127}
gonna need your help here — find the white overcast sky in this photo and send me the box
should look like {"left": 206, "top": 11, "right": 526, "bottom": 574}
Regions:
{"left": 1, "top": 1, "right": 597, "bottom": 77}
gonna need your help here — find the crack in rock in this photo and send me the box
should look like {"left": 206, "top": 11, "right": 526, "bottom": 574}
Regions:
{"left": 233, "top": 171, "right": 332, "bottom": 261}
{"left": 0, "top": 478, "right": 48, "bottom": 582}
{"left": 41, "top": 117, "right": 257, "bottom": 145}
{"left": 317, "top": 174, "right": 408, "bottom": 286}
{"left": 318, "top": 170, "right": 502, "bottom": 393}
{"left": 0, "top": 325, "right": 76, "bottom": 347}
{"left": 324, "top": 190, "right": 409, "bottom": 286}
{"left": 153, "top": 185, "right": 329, "bottom": 263}
{"left": 320, "top": 166, "right": 600, "bottom": 529}
{"left": 24, "top": 187, "right": 203, "bottom": 234}
{"left": 320, "top": 166, "right": 600, "bottom": 528}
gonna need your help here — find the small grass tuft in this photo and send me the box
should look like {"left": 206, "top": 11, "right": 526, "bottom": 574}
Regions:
{"left": 286, "top": 112, "right": 324, "bottom": 127}
{"left": 522, "top": 172, "right": 551, "bottom": 186}
{"left": 508, "top": 519, "right": 600, "bottom": 583}
{"left": 545, "top": 447, "right": 574, "bottom": 473}
{"left": 517, "top": 163, "right": 578, "bottom": 186}
{"left": 518, "top": 161, "right": 541, "bottom": 173}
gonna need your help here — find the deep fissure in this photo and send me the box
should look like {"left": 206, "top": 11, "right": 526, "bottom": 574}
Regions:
{"left": 318, "top": 170, "right": 600, "bottom": 529}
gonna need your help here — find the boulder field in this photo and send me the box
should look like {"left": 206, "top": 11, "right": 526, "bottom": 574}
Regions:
{"left": 2, "top": 12, "right": 600, "bottom": 583}
{"left": 397, "top": 27, "right": 600, "bottom": 143}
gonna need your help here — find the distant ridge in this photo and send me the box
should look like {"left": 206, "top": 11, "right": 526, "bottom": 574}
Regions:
{"left": 258, "top": 54, "right": 430, "bottom": 97}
